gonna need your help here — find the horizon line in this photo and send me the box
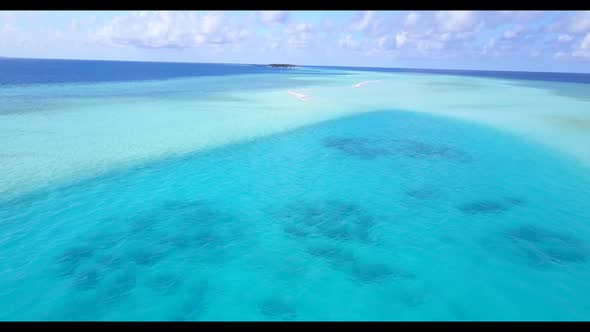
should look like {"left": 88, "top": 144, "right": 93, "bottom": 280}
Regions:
{"left": 2, "top": 55, "right": 590, "bottom": 76}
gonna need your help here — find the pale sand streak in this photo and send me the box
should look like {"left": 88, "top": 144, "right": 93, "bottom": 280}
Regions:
{"left": 288, "top": 90, "right": 309, "bottom": 101}
{"left": 353, "top": 80, "right": 381, "bottom": 88}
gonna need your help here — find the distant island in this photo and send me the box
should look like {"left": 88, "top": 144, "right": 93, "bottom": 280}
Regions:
{"left": 267, "top": 64, "right": 297, "bottom": 68}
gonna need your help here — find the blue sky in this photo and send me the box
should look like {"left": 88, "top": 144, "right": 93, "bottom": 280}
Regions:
{"left": 1, "top": 11, "right": 590, "bottom": 72}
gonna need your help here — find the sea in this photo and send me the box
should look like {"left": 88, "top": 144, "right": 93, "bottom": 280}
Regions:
{"left": 1, "top": 58, "right": 590, "bottom": 320}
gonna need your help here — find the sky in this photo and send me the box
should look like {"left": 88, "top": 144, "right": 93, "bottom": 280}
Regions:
{"left": 1, "top": 10, "right": 590, "bottom": 73}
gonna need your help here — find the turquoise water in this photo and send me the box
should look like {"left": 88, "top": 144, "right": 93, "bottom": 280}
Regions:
{"left": 1, "top": 110, "right": 590, "bottom": 320}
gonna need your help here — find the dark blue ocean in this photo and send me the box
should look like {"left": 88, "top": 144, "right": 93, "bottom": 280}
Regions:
{"left": 2, "top": 58, "right": 590, "bottom": 86}
{"left": 312, "top": 65, "right": 590, "bottom": 84}
{"left": 0, "top": 58, "right": 332, "bottom": 86}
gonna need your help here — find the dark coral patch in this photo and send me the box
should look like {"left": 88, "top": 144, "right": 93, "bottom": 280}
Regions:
{"left": 322, "top": 137, "right": 389, "bottom": 159}
{"left": 58, "top": 246, "right": 95, "bottom": 264}
{"left": 168, "top": 201, "right": 229, "bottom": 227}
{"left": 174, "top": 298, "right": 206, "bottom": 321}
{"left": 349, "top": 262, "right": 395, "bottom": 283}
{"left": 306, "top": 244, "right": 356, "bottom": 266}
{"left": 194, "top": 231, "right": 225, "bottom": 249}
{"left": 57, "top": 296, "right": 106, "bottom": 321}
{"left": 400, "top": 289, "right": 426, "bottom": 307}
{"left": 89, "top": 231, "right": 128, "bottom": 251}
{"left": 504, "top": 196, "right": 526, "bottom": 206}
{"left": 102, "top": 270, "right": 137, "bottom": 304}
{"left": 458, "top": 196, "right": 525, "bottom": 215}
{"left": 390, "top": 139, "right": 471, "bottom": 162}
{"left": 259, "top": 298, "right": 297, "bottom": 320}
{"left": 349, "top": 261, "right": 416, "bottom": 284}
{"left": 161, "top": 200, "right": 204, "bottom": 212}
{"left": 319, "top": 224, "right": 355, "bottom": 241}
{"left": 96, "top": 254, "right": 124, "bottom": 271}
{"left": 280, "top": 200, "right": 377, "bottom": 244}
{"left": 159, "top": 234, "right": 193, "bottom": 250}
{"left": 72, "top": 268, "right": 101, "bottom": 290}
{"left": 322, "top": 136, "right": 471, "bottom": 162}
{"left": 132, "top": 248, "right": 167, "bottom": 267}
{"left": 128, "top": 215, "right": 159, "bottom": 234}
{"left": 457, "top": 200, "right": 508, "bottom": 214}
{"left": 504, "top": 225, "right": 588, "bottom": 267}
{"left": 407, "top": 189, "right": 439, "bottom": 200}
{"left": 149, "top": 274, "right": 181, "bottom": 294}
{"left": 56, "top": 246, "right": 95, "bottom": 276}
{"left": 283, "top": 224, "right": 311, "bottom": 238}
{"left": 172, "top": 280, "right": 210, "bottom": 320}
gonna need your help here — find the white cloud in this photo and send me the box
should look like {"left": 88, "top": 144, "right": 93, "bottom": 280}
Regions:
{"left": 481, "top": 37, "right": 496, "bottom": 55}
{"left": 0, "top": 11, "right": 16, "bottom": 23}
{"left": 94, "top": 11, "right": 249, "bottom": 49}
{"left": 0, "top": 23, "right": 18, "bottom": 35}
{"left": 435, "top": 11, "right": 477, "bottom": 33}
{"left": 377, "top": 35, "right": 395, "bottom": 50}
{"left": 416, "top": 38, "right": 445, "bottom": 54}
{"left": 375, "top": 31, "right": 407, "bottom": 51}
{"left": 404, "top": 12, "right": 419, "bottom": 27}
{"left": 320, "top": 18, "right": 338, "bottom": 33}
{"left": 549, "top": 11, "right": 590, "bottom": 35}
{"left": 566, "top": 11, "right": 590, "bottom": 34}
{"left": 349, "top": 11, "right": 386, "bottom": 36}
{"left": 395, "top": 31, "right": 408, "bottom": 48}
{"left": 53, "top": 28, "right": 64, "bottom": 39}
{"left": 0, "top": 12, "right": 18, "bottom": 36}
{"left": 364, "top": 11, "right": 483, "bottom": 59}
{"left": 260, "top": 21, "right": 315, "bottom": 51}
{"left": 285, "top": 23, "right": 314, "bottom": 49}
{"left": 70, "top": 16, "right": 97, "bottom": 33}
{"left": 201, "top": 14, "right": 221, "bottom": 34}
{"left": 573, "top": 32, "right": 590, "bottom": 59}
{"left": 503, "top": 25, "right": 524, "bottom": 39}
{"left": 581, "top": 33, "right": 590, "bottom": 48}
{"left": 339, "top": 34, "right": 361, "bottom": 50}
{"left": 264, "top": 36, "right": 280, "bottom": 50}
{"left": 294, "top": 23, "right": 312, "bottom": 33}
{"left": 258, "top": 11, "right": 289, "bottom": 25}
{"left": 70, "top": 18, "right": 80, "bottom": 31}
{"left": 350, "top": 11, "right": 376, "bottom": 32}
{"left": 558, "top": 34, "right": 574, "bottom": 43}
{"left": 496, "top": 11, "right": 543, "bottom": 23}
{"left": 363, "top": 11, "right": 562, "bottom": 61}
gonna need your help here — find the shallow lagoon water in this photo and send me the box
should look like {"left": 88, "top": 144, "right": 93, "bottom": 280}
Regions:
{"left": 2, "top": 63, "right": 590, "bottom": 199}
{"left": 2, "top": 111, "right": 590, "bottom": 320}
{"left": 1, "top": 60, "right": 590, "bottom": 320}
